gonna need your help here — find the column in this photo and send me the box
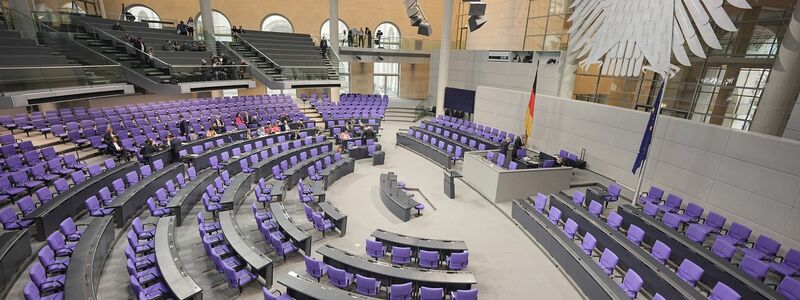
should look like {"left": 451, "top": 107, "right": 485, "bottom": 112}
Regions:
{"left": 329, "top": 0, "right": 339, "bottom": 53}
{"left": 435, "top": 0, "right": 454, "bottom": 116}
{"left": 199, "top": 0, "right": 216, "bottom": 53}
{"left": 8, "top": 0, "right": 37, "bottom": 40}
{"left": 750, "top": 0, "right": 800, "bottom": 136}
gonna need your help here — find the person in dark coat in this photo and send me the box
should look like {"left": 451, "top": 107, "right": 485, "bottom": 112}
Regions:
{"left": 167, "top": 134, "right": 181, "bottom": 162}
{"left": 178, "top": 115, "right": 191, "bottom": 140}
{"left": 512, "top": 136, "right": 524, "bottom": 159}
{"left": 498, "top": 137, "right": 511, "bottom": 165}
{"left": 140, "top": 139, "right": 157, "bottom": 163}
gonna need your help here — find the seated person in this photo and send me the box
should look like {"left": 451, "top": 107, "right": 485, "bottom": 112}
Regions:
{"left": 112, "top": 22, "right": 124, "bottom": 30}
{"left": 206, "top": 128, "right": 217, "bottom": 138}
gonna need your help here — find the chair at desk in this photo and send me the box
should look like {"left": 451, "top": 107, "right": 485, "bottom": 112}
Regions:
{"left": 777, "top": 277, "right": 800, "bottom": 299}
{"left": 419, "top": 250, "right": 441, "bottom": 269}
{"left": 618, "top": 269, "right": 643, "bottom": 299}
{"left": 638, "top": 186, "right": 664, "bottom": 205}
{"left": 741, "top": 235, "right": 782, "bottom": 261}
{"left": 269, "top": 232, "right": 298, "bottom": 260}
{"left": 603, "top": 183, "right": 621, "bottom": 207}
{"left": 355, "top": 274, "right": 381, "bottom": 297}
{"left": 390, "top": 282, "right": 413, "bottom": 300}
{"left": 676, "top": 259, "right": 703, "bottom": 287}
{"left": 419, "top": 287, "right": 444, "bottom": 300}
{"left": 391, "top": 246, "right": 412, "bottom": 265}
{"left": 24, "top": 281, "right": 64, "bottom": 300}
{"left": 606, "top": 212, "right": 623, "bottom": 231}
{"left": 769, "top": 248, "right": 800, "bottom": 278}
{"left": 447, "top": 251, "right": 470, "bottom": 270}
{"left": 263, "top": 287, "right": 292, "bottom": 300}
{"left": 222, "top": 263, "right": 257, "bottom": 294}
{"left": 451, "top": 289, "right": 478, "bottom": 300}
{"left": 541, "top": 160, "right": 555, "bottom": 168}
{"left": 572, "top": 191, "right": 585, "bottom": 207}
{"left": 85, "top": 196, "right": 114, "bottom": 217}
{"left": 710, "top": 239, "right": 736, "bottom": 262}
{"left": 650, "top": 241, "right": 672, "bottom": 265}
{"left": 508, "top": 162, "right": 518, "bottom": 170}
{"left": 597, "top": 249, "right": 619, "bottom": 276}
{"left": 708, "top": 281, "right": 741, "bottom": 300}
{"left": 328, "top": 266, "right": 354, "bottom": 289}
{"left": 366, "top": 239, "right": 386, "bottom": 259}
{"left": 304, "top": 255, "right": 328, "bottom": 282}
{"left": 59, "top": 217, "right": 86, "bottom": 242}
{"left": 739, "top": 255, "right": 770, "bottom": 281}
{"left": 311, "top": 212, "right": 335, "bottom": 236}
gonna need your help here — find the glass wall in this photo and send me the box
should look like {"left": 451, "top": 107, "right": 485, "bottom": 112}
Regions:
{"left": 261, "top": 14, "right": 293, "bottom": 33}
{"left": 339, "top": 62, "right": 350, "bottom": 93}
{"left": 374, "top": 62, "right": 399, "bottom": 97}
{"left": 526, "top": 0, "right": 796, "bottom": 131}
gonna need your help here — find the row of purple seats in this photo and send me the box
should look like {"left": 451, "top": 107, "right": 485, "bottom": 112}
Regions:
{"left": 0, "top": 152, "right": 89, "bottom": 205}
{"left": 145, "top": 166, "right": 192, "bottom": 218}
{"left": 433, "top": 115, "right": 515, "bottom": 143}
{"left": 415, "top": 123, "right": 485, "bottom": 153}
{"left": 531, "top": 193, "right": 741, "bottom": 299}
{"left": 638, "top": 185, "right": 798, "bottom": 278}
{"left": 83, "top": 160, "right": 164, "bottom": 217}
{"left": 197, "top": 211, "right": 258, "bottom": 294}
{"left": 302, "top": 255, "right": 477, "bottom": 299}
{"left": 126, "top": 221, "right": 176, "bottom": 299}
{"left": 362, "top": 239, "right": 468, "bottom": 270}
{"left": 407, "top": 129, "right": 466, "bottom": 163}
{"left": 24, "top": 218, "right": 87, "bottom": 300}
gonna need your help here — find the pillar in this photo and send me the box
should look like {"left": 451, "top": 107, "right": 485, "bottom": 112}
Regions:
{"left": 750, "top": 0, "right": 800, "bottom": 136}
{"left": 8, "top": 0, "right": 37, "bottom": 40}
{"left": 199, "top": 0, "right": 216, "bottom": 53}
{"left": 329, "top": 0, "right": 339, "bottom": 53}
{"left": 435, "top": 0, "right": 454, "bottom": 116}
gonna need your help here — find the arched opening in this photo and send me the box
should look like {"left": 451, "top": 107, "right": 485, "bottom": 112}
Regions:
{"left": 375, "top": 22, "right": 401, "bottom": 49}
{"left": 320, "top": 19, "right": 349, "bottom": 46}
{"left": 126, "top": 5, "right": 161, "bottom": 29}
{"left": 196, "top": 10, "right": 232, "bottom": 38}
{"left": 261, "top": 14, "right": 293, "bottom": 33}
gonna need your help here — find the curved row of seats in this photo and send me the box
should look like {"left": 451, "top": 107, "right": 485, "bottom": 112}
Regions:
{"left": 362, "top": 238, "right": 469, "bottom": 271}
{"left": 430, "top": 115, "right": 512, "bottom": 145}
{"left": 406, "top": 128, "right": 466, "bottom": 163}
{"left": 311, "top": 93, "right": 388, "bottom": 120}
{"left": 22, "top": 217, "right": 84, "bottom": 299}
{"left": 529, "top": 193, "right": 740, "bottom": 299}
{"left": 83, "top": 159, "right": 166, "bottom": 217}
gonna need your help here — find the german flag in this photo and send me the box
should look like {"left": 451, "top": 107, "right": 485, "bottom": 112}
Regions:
{"left": 524, "top": 70, "right": 538, "bottom": 138}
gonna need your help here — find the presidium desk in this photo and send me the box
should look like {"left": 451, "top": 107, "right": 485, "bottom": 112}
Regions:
{"left": 461, "top": 150, "right": 572, "bottom": 203}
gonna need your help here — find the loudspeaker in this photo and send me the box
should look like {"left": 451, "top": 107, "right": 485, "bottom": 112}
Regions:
{"left": 468, "top": 1, "right": 487, "bottom": 16}
{"left": 468, "top": 15, "right": 487, "bottom": 32}
{"left": 410, "top": 14, "right": 423, "bottom": 26}
{"left": 406, "top": 5, "right": 419, "bottom": 17}
{"left": 404, "top": 0, "right": 417, "bottom": 8}
{"left": 417, "top": 22, "right": 432, "bottom": 36}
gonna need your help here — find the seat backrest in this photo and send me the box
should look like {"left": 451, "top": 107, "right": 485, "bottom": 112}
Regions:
{"left": 676, "top": 259, "right": 703, "bottom": 286}
{"left": 711, "top": 239, "right": 736, "bottom": 261}
{"left": 754, "top": 235, "right": 781, "bottom": 255}
{"left": 728, "top": 222, "right": 752, "bottom": 242}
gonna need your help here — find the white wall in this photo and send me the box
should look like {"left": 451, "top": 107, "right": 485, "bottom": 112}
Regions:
{"left": 530, "top": 93, "right": 800, "bottom": 252}
{"left": 783, "top": 92, "right": 800, "bottom": 140}
{"left": 474, "top": 86, "right": 530, "bottom": 135}
{"left": 428, "top": 50, "right": 561, "bottom": 108}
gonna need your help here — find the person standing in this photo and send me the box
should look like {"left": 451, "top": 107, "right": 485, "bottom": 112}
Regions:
{"left": 167, "top": 134, "right": 181, "bottom": 162}
{"left": 134, "top": 37, "right": 147, "bottom": 62}
{"left": 187, "top": 17, "right": 195, "bottom": 37}
{"left": 320, "top": 36, "right": 328, "bottom": 59}
{"left": 365, "top": 27, "right": 372, "bottom": 48}
{"left": 177, "top": 21, "right": 187, "bottom": 35}
{"left": 347, "top": 29, "right": 353, "bottom": 47}
{"left": 178, "top": 115, "right": 191, "bottom": 140}
{"left": 376, "top": 29, "right": 383, "bottom": 48}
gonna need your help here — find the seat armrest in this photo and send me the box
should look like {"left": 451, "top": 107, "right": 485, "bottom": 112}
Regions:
{"left": 743, "top": 241, "right": 754, "bottom": 248}
{"left": 144, "top": 222, "right": 157, "bottom": 228}
{"left": 718, "top": 229, "right": 728, "bottom": 235}
{"left": 771, "top": 255, "right": 784, "bottom": 263}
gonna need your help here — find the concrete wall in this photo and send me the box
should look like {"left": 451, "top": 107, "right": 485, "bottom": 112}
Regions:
{"left": 524, "top": 92, "right": 800, "bottom": 251}
{"left": 399, "top": 63, "right": 430, "bottom": 100}
{"left": 783, "top": 92, "right": 800, "bottom": 140}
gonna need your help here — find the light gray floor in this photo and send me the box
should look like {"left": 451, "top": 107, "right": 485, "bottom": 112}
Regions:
{"left": 10, "top": 120, "right": 585, "bottom": 299}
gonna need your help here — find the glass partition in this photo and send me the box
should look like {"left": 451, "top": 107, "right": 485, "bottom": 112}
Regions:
{"left": 0, "top": 65, "right": 125, "bottom": 96}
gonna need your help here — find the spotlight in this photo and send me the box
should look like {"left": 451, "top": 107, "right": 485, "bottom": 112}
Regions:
{"left": 468, "top": 15, "right": 487, "bottom": 31}
{"left": 378, "top": 56, "right": 384, "bottom": 61}
{"left": 466, "top": 1, "right": 487, "bottom": 32}
{"left": 410, "top": 14, "right": 423, "bottom": 26}
{"left": 417, "top": 22, "right": 432, "bottom": 36}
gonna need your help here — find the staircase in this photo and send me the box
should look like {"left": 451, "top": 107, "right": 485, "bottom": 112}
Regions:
{"left": 384, "top": 106, "right": 425, "bottom": 122}
{"left": 71, "top": 31, "right": 173, "bottom": 84}
{"left": 228, "top": 41, "right": 285, "bottom": 82}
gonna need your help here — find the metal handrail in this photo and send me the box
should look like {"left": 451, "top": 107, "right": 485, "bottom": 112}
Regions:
{"left": 70, "top": 16, "right": 173, "bottom": 68}
{"left": 231, "top": 32, "right": 282, "bottom": 68}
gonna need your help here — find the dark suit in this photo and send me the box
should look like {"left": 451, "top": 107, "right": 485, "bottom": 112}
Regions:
{"left": 179, "top": 120, "right": 191, "bottom": 138}
{"left": 169, "top": 139, "right": 182, "bottom": 162}
{"left": 498, "top": 140, "right": 510, "bottom": 166}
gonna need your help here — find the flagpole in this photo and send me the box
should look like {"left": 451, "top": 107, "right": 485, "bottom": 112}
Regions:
{"left": 632, "top": 1, "right": 674, "bottom": 205}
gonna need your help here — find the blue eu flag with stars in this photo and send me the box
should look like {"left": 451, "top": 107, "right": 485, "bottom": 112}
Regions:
{"left": 632, "top": 83, "right": 664, "bottom": 174}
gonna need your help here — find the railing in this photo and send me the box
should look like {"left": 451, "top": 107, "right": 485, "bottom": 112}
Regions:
{"left": 2, "top": 7, "right": 39, "bottom": 40}
{"left": 114, "top": 14, "right": 176, "bottom": 29}
{"left": 312, "top": 34, "right": 448, "bottom": 51}
{"left": 413, "top": 100, "right": 429, "bottom": 122}
{"left": 0, "top": 65, "right": 126, "bottom": 96}
{"left": 228, "top": 33, "right": 282, "bottom": 68}
{"left": 219, "top": 33, "right": 338, "bottom": 82}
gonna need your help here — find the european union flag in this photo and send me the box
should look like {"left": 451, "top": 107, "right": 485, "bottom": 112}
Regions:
{"left": 632, "top": 83, "right": 665, "bottom": 174}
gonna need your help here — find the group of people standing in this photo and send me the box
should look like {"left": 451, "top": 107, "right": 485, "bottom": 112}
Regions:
{"left": 176, "top": 17, "right": 195, "bottom": 37}
{"left": 345, "top": 27, "right": 384, "bottom": 48}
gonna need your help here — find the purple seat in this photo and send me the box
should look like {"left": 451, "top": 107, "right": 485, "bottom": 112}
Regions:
{"left": 24, "top": 281, "right": 63, "bottom": 300}
{"left": 547, "top": 207, "right": 562, "bottom": 225}
{"left": 355, "top": 274, "right": 381, "bottom": 297}
{"left": 86, "top": 164, "right": 103, "bottom": 177}
{"left": 85, "top": 196, "right": 113, "bottom": 217}
{"left": 125, "top": 171, "right": 139, "bottom": 186}
{"left": 0, "top": 176, "right": 25, "bottom": 198}
{"left": 626, "top": 225, "right": 644, "bottom": 246}
{"left": 715, "top": 222, "right": 752, "bottom": 246}
{"left": 638, "top": 186, "right": 664, "bottom": 205}
{"left": 581, "top": 233, "right": 597, "bottom": 256}
{"left": 684, "top": 224, "right": 710, "bottom": 245}
{"left": 676, "top": 203, "right": 704, "bottom": 224}
{"left": 643, "top": 202, "right": 659, "bottom": 218}
{"left": 222, "top": 263, "right": 257, "bottom": 293}
{"left": 390, "top": 282, "right": 413, "bottom": 300}
{"left": 31, "top": 164, "right": 58, "bottom": 182}
{"left": 739, "top": 255, "right": 769, "bottom": 281}
{"left": 676, "top": 259, "right": 703, "bottom": 286}
{"left": 269, "top": 232, "right": 298, "bottom": 259}
{"left": 662, "top": 212, "right": 682, "bottom": 230}
{"left": 29, "top": 262, "right": 64, "bottom": 294}
{"left": 303, "top": 255, "right": 328, "bottom": 282}
{"left": 12, "top": 170, "right": 43, "bottom": 189}
{"left": 187, "top": 166, "right": 197, "bottom": 181}
{"left": 447, "top": 251, "right": 469, "bottom": 270}
{"left": 17, "top": 196, "right": 37, "bottom": 216}
{"left": 588, "top": 200, "right": 603, "bottom": 218}
{"left": 708, "top": 281, "right": 741, "bottom": 300}
{"left": 741, "top": 235, "right": 781, "bottom": 260}
{"left": 98, "top": 187, "right": 113, "bottom": 205}
{"left": 419, "top": 287, "right": 444, "bottom": 300}
{"left": 418, "top": 250, "right": 440, "bottom": 269}
{"left": 563, "top": 218, "right": 578, "bottom": 239}
{"left": 327, "top": 266, "right": 354, "bottom": 289}
{"left": 311, "top": 212, "right": 335, "bottom": 235}
{"left": 63, "top": 154, "right": 85, "bottom": 170}
{"left": 777, "top": 277, "right": 800, "bottom": 300}
{"left": 650, "top": 240, "right": 671, "bottom": 264}
{"left": 606, "top": 212, "right": 623, "bottom": 231}
{"left": 391, "top": 246, "right": 412, "bottom": 265}
{"left": 365, "top": 239, "right": 386, "bottom": 259}
{"left": 532, "top": 193, "right": 547, "bottom": 213}
{"left": 597, "top": 248, "right": 619, "bottom": 275}
{"left": 658, "top": 194, "right": 683, "bottom": 213}
{"left": 38, "top": 246, "right": 69, "bottom": 274}
{"left": 619, "top": 269, "right": 643, "bottom": 299}
{"left": 450, "top": 289, "right": 478, "bottom": 300}
{"left": 0, "top": 207, "right": 34, "bottom": 229}
{"left": 572, "top": 191, "right": 585, "bottom": 206}
{"left": 47, "top": 231, "right": 75, "bottom": 257}
{"left": 710, "top": 238, "right": 737, "bottom": 262}
{"left": 59, "top": 217, "right": 85, "bottom": 242}
{"left": 770, "top": 249, "right": 800, "bottom": 277}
